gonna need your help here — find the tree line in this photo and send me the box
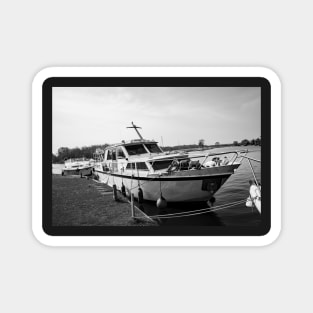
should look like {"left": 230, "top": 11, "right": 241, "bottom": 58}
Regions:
{"left": 52, "top": 144, "right": 109, "bottom": 163}
{"left": 232, "top": 137, "right": 261, "bottom": 146}
{"left": 197, "top": 137, "right": 261, "bottom": 149}
{"left": 52, "top": 137, "right": 261, "bottom": 163}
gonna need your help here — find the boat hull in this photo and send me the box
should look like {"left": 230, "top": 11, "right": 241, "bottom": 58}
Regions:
{"left": 62, "top": 166, "right": 94, "bottom": 176}
{"left": 95, "top": 164, "right": 239, "bottom": 202}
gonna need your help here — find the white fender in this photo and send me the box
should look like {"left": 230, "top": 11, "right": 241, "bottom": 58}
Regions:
{"left": 249, "top": 184, "right": 261, "bottom": 214}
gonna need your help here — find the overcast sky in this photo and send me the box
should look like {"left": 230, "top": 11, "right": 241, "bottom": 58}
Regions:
{"left": 52, "top": 87, "right": 260, "bottom": 153}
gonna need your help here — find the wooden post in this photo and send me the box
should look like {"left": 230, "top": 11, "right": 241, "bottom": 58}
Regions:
{"left": 131, "top": 193, "right": 135, "bottom": 218}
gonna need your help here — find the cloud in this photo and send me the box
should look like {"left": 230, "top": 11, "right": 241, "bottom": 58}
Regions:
{"left": 52, "top": 87, "right": 261, "bottom": 152}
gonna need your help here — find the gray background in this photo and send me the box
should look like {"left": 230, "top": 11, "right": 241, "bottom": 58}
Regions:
{"left": 1, "top": 0, "right": 310, "bottom": 312}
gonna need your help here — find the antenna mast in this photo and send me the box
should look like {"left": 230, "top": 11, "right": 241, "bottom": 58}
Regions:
{"left": 126, "top": 121, "right": 144, "bottom": 139}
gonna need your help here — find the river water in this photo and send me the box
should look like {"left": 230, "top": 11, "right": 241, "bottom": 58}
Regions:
{"left": 201, "top": 146, "right": 261, "bottom": 226}
{"left": 52, "top": 146, "right": 261, "bottom": 226}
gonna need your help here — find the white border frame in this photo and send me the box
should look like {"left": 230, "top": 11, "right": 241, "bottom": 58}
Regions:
{"left": 32, "top": 67, "right": 281, "bottom": 246}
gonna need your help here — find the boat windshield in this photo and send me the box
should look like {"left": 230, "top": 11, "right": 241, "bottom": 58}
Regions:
{"left": 144, "top": 143, "right": 162, "bottom": 153}
{"left": 151, "top": 160, "right": 173, "bottom": 171}
{"left": 125, "top": 144, "right": 147, "bottom": 156}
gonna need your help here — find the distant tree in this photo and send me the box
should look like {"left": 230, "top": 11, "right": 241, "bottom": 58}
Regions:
{"left": 57, "top": 147, "right": 70, "bottom": 160}
{"left": 255, "top": 137, "right": 261, "bottom": 146}
{"left": 241, "top": 139, "right": 250, "bottom": 146}
{"left": 52, "top": 153, "right": 58, "bottom": 163}
{"left": 250, "top": 139, "right": 255, "bottom": 145}
{"left": 57, "top": 147, "right": 69, "bottom": 156}
{"left": 233, "top": 141, "right": 239, "bottom": 146}
{"left": 69, "top": 147, "right": 82, "bottom": 159}
{"left": 198, "top": 139, "right": 205, "bottom": 149}
{"left": 215, "top": 142, "right": 220, "bottom": 146}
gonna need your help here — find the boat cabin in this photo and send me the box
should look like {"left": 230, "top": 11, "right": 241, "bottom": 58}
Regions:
{"left": 94, "top": 139, "right": 171, "bottom": 174}
{"left": 93, "top": 122, "right": 232, "bottom": 176}
{"left": 103, "top": 140, "right": 162, "bottom": 160}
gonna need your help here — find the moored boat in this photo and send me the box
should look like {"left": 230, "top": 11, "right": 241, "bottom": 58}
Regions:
{"left": 94, "top": 122, "right": 247, "bottom": 202}
{"left": 62, "top": 158, "right": 94, "bottom": 176}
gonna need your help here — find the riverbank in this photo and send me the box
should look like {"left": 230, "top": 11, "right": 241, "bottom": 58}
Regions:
{"left": 52, "top": 175, "right": 156, "bottom": 226}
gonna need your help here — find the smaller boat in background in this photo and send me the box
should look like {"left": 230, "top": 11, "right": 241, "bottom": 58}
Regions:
{"left": 62, "top": 158, "right": 94, "bottom": 176}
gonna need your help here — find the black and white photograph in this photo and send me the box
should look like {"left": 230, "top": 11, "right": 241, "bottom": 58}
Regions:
{"left": 51, "top": 85, "right": 262, "bottom": 229}
{"left": 6, "top": 0, "right": 312, "bottom": 310}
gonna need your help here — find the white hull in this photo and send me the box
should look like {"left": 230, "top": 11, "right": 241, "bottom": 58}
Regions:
{"left": 95, "top": 165, "right": 238, "bottom": 202}
{"left": 62, "top": 166, "right": 94, "bottom": 176}
{"left": 90, "top": 122, "right": 247, "bottom": 203}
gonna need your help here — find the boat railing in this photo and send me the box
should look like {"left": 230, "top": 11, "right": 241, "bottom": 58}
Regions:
{"left": 239, "top": 154, "right": 261, "bottom": 190}
{"left": 187, "top": 149, "right": 249, "bottom": 167}
{"left": 93, "top": 152, "right": 105, "bottom": 162}
{"left": 164, "top": 149, "right": 250, "bottom": 173}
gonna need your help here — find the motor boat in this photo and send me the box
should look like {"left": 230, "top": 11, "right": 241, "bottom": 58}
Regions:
{"left": 62, "top": 158, "right": 94, "bottom": 176}
{"left": 93, "top": 122, "right": 247, "bottom": 202}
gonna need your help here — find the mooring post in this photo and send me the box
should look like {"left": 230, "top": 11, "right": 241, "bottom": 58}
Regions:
{"left": 131, "top": 193, "right": 135, "bottom": 218}
{"left": 113, "top": 184, "right": 118, "bottom": 201}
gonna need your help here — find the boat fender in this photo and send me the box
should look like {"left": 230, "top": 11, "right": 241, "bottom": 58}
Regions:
{"left": 121, "top": 183, "right": 126, "bottom": 196}
{"left": 246, "top": 196, "right": 253, "bottom": 207}
{"left": 138, "top": 188, "right": 144, "bottom": 204}
{"left": 209, "top": 196, "right": 216, "bottom": 206}
{"left": 156, "top": 194, "right": 167, "bottom": 209}
{"left": 112, "top": 184, "right": 118, "bottom": 201}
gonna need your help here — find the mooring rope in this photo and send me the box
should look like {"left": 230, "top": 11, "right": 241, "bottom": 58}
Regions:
{"left": 149, "top": 199, "right": 246, "bottom": 217}
{"left": 148, "top": 199, "right": 247, "bottom": 219}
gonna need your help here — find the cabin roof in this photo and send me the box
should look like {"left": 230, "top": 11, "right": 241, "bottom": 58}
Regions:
{"left": 104, "top": 139, "right": 158, "bottom": 149}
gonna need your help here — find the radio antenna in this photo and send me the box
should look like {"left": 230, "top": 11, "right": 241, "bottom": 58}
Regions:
{"left": 126, "top": 121, "right": 143, "bottom": 139}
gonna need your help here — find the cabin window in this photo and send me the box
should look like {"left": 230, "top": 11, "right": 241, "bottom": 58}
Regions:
{"left": 102, "top": 163, "right": 109, "bottom": 172}
{"left": 151, "top": 160, "right": 173, "bottom": 170}
{"left": 117, "top": 147, "right": 126, "bottom": 159}
{"left": 107, "top": 150, "right": 112, "bottom": 160}
{"left": 112, "top": 150, "right": 116, "bottom": 161}
{"left": 125, "top": 144, "right": 147, "bottom": 156}
{"left": 145, "top": 143, "right": 162, "bottom": 153}
{"left": 136, "top": 162, "right": 149, "bottom": 170}
{"left": 126, "top": 163, "right": 134, "bottom": 170}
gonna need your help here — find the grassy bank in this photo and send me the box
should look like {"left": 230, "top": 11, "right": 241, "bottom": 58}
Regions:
{"left": 52, "top": 175, "right": 155, "bottom": 226}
